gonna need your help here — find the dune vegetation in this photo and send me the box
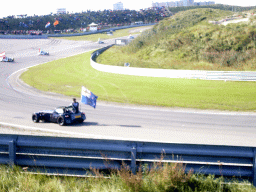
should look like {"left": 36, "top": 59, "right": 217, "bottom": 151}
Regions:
{"left": 97, "top": 8, "right": 256, "bottom": 71}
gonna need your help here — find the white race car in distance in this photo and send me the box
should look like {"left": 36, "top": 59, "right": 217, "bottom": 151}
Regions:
{"left": 39, "top": 50, "right": 49, "bottom": 55}
{"left": 128, "top": 34, "right": 134, "bottom": 39}
{"left": 97, "top": 40, "right": 104, "bottom": 44}
{"left": 96, "top": 38, "right": 104, "bottom": 44}
{"left": 1, "top": 57, "right": 14, "bottom": 62}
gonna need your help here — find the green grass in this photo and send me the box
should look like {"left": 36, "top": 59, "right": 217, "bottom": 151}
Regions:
{"left": 52, "top": 26, "right": 151, "bottom": 42}
{"left": 20, "top": 51, "right": 256, "bottom": 111}
{"left": 0, "top": 164, "right": 255, "bottom": 192}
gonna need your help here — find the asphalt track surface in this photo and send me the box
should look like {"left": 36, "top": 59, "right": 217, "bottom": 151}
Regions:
{"left": 0, "top": 38, "right": 256, "bottom": 147}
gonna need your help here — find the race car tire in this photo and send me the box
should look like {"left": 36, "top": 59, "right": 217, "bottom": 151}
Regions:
{"left": 32, "top": 114, "right": 39, "bottom": 123}
{"left": 78, "top": 119, "right": 84, "bottom": 124}
{"left": 57, "top": 117, "right": 65, "bottom": 126}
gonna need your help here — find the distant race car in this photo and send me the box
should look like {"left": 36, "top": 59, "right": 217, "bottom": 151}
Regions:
{"left": 97, "top": 38, "right": 104, "bottom": 44}
{"left": 39, "top": 50, "right": 49, "bottom": 55}
{"left": 128, "top": 35, "right": 134, "bottom": 39}
{"left": 97, "top": 40, "right": 104, "bottom": 44}
{"left": 32, "top": 106, "right": 86, "bottom": 126}
{"left": 1, "top": 57, "right": 14, "bottom": 62}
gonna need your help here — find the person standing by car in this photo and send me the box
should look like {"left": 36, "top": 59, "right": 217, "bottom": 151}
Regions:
{"left": 72, "top": 98, "right": 79, "bottom": 113}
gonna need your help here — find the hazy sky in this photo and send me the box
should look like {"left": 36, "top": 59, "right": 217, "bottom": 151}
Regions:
{"left": 1, "top": 0, "right": 255, "bottom": 18}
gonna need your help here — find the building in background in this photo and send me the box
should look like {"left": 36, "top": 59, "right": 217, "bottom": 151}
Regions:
{"left": 188, "top": 0, "right": 194, "bottom": 6}
{"left": 153, "top": 1, "right": 182, "bottom": 7}
{"left": 194, "top": 1, "right": 215, "bottom": 6}
{"left": 183, "top": 0, "right": 188, "bottom": 6}
{"left": 57, "top": 8, "right": 66, "bottom": 14}
{"left": 113, "top": 2, "right": 124, "bottom": 10}
{"left": 152, "top": 0, "right": 214, "bottom": 7}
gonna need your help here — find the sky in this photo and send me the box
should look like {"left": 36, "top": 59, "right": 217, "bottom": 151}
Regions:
{"left": 1, "top": 0, "right": 255, "bottom": 19}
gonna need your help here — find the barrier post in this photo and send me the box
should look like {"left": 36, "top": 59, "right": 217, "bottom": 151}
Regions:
{"left": 253, "top": 148, "right": 256, "bottom": 187}
{"left": 9, "top": 140, "right": 16, "bottom": 166}
{"left": 131, "top": 143, "right": 137, "bottom": 174}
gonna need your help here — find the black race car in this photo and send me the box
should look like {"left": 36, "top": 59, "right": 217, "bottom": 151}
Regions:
{"left": 32, "top": 106, "right": 86, "bottom": 126}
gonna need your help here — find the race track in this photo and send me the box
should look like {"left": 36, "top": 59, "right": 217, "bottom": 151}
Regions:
{"left": 0, "top": 38, "right": 255, "bottom": 147}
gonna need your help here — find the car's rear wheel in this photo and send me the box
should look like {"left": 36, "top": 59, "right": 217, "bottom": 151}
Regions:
{"left": 57, "top": 117, "right": 65, "bottom": 126}
{"left": 32, "top": 114, "right": 39, "bottom": 123}
{"left": 78, "top": 119, "right": 84, "bottom": 124}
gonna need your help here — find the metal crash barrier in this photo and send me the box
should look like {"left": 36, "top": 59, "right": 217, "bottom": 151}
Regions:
{"left": 0, "top": 134, "right": 255, "bottom": 186}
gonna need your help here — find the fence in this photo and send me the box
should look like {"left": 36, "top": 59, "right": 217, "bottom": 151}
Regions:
{"left": 0, "top": 134, "right": 255, "bottom": 185}
{"left": 0, "top": 35, "right": 48, "bottom": 39}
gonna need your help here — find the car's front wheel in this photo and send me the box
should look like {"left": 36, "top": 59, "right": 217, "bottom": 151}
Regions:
{"left": 32, "top": 114, "right": 39, "bottom": 123}
{"left": 57, "top": 117, "right": 65, "bottom": 126}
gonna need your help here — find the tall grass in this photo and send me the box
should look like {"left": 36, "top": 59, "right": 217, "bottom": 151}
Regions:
{"left": 200, "top": 49, "right": 256, "bottom": 67}
{"left": 0, "top": 163, "right": 255, "bottom": 192}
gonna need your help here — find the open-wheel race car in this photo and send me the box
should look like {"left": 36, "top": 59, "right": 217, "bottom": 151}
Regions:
{"left": 32, "top": 106, "right": 86, "bottom": 126}
{"left": 0, "top": 52, "right": 14, "bottom": 62}
{"left": 97, "top": 38, "right": 104, "bottom": 44}
{"left": 1, "top": 56, "right": 14, "bottom": 62}
{"left": 39, "top": 50, "right": 49, "bottom": 55}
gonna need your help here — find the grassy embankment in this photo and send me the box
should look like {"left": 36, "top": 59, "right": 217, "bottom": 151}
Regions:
{"left": 96, "top": 8, "right": 256, "bottom": 71}
{"left": 21, "top": 50, "right": 256, "bottom": 111}
{"left": 0, "top": 164, "right": 255, "bottom": 191}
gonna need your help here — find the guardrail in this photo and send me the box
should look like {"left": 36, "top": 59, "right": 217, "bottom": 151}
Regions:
{"left": 0, "top": 134, "right": 255, "bottom": 185}
{"left": 91, "top": 46, "right": 256, "bottom": 81}
{"left": 0, "top": 35, "right": 48, "bottom": 39}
